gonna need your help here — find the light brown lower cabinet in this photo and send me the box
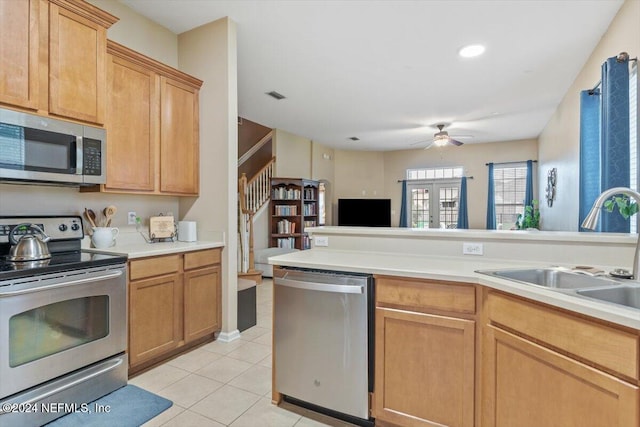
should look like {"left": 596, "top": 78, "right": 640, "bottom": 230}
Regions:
{"left": 374, "top": 276, "right": 476, "bottom": 427}
{"left": 482, "top": 290, "right": 640, "bottom": 427}
{"left": 483, "top": 325, "right": 639, "bottom": 427}
{"left": 128, "top": 248, "right": 222, "bottom": 373}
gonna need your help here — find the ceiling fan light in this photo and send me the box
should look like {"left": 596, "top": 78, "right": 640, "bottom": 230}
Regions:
{"left": 459, "top": 44, "right": 485, "bottom": 58}
{"left": 433, "top": 135, "right": 449, "bottom": 147}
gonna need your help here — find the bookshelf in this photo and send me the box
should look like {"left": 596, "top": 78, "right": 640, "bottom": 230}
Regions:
{"left": 270, "top": 178, "right": 319, "bottom": 250}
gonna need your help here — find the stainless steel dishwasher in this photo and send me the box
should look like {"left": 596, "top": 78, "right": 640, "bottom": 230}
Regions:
{"left": 274, "top": 267, "right": 374, "bottom": 427}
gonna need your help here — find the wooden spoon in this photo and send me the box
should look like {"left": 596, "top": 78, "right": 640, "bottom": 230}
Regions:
{"left": 103, "top": 205, "right": 117, "bottom": 227}
{"left": 84, "top": 208, "right": 97, "bottom": 228}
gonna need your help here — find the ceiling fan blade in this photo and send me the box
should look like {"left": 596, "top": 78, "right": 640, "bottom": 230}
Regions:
{"left": 423, "top": 142, "right": 434, "bottom": 150}
{"left": 449, "top": 138, "right": 464, "bottom": 146}
{"left": 409, "top": 139, "right": 431, "bottom": 146}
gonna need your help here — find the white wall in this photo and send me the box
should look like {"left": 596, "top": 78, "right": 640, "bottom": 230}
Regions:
{"left": 178, "top": 18, "right": 239, "bottom": 336}
{"left": 538, "top": 0, "right": 640, "bottom": 231}
{"left": 88, "top": 0, "right": 178, "bottom": 67}
{"left": 383, "top": 140, "right": 538, "bottom": 229}
{"left": 273, "top": 129, "right": 311, "bottom": 178}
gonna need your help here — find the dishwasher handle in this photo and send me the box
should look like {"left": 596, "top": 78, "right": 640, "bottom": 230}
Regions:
{"left": 275, "top": 277, "right": 364, "bottom": 294}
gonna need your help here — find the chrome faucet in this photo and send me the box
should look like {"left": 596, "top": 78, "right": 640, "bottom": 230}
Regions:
{"left": 581, "top": 187, "right": 640, "bottom": 279}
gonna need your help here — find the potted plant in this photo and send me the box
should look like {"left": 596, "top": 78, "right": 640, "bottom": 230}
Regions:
{"left": 516, "top": 200, "right": 540, "bottom": 230}
{"left": 604, "top": 195, "right": 638, "bottom": 219}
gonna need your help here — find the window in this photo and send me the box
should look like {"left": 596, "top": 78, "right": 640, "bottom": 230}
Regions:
{"left": 405, "top": 167, "right": 464, "bottom": 229}
{"left": 493, "top": 163, "right": 529, "bottom": 227}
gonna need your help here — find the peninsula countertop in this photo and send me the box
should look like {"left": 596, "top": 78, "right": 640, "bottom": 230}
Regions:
{"left": 269, "top": 248, "right": 640, "bottom": 330}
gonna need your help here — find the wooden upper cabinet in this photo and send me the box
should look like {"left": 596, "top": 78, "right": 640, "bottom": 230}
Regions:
{"left": 0, "top": 0, "right": 44, "bottom": 110}
{"left": 160, "top": 76, "right": 200, "bottom": 195}
{"left": 105, "top": 51, "right": 158, "bottom": 192}
{"left": 99, "top": 40, "right": 202, "bottom": 195}
{"left": 48, "top": 0, "right": 117, "bottom": 124}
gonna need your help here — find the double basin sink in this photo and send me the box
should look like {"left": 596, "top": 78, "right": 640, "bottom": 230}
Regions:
{"left": 478, "top": 267, "right": 640, "bottom": 310}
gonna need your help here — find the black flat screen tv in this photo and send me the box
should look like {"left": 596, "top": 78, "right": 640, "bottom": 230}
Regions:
{"left": 338, "top": 198, "right": 391, "bottom": 227}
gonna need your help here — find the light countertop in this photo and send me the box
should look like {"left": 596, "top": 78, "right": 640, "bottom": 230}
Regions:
{"left": 82, "top": 230, "right": 224, "bottom": 259}
{"left": 269, "top": 248, "right": 640, "bottom": 330}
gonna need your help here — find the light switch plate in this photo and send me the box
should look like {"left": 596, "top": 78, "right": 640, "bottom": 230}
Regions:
{"left": 463, "top": 242, "right": 484, "bottom": 255}
{"left": 315, "top": 236, "right": 329, "bottom": 247}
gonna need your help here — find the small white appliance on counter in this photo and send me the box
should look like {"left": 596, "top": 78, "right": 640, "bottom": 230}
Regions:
{"left": 178, "top": 221, "right": 197, "bottom": 242}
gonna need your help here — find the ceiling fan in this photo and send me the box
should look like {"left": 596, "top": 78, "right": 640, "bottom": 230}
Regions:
{"left": 411, "top": 124, "right": 472, "bottom": 149}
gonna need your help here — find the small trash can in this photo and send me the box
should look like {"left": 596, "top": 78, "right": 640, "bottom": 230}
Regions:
{"left": 237, "top": 278, "right": 257, "bottom": 332}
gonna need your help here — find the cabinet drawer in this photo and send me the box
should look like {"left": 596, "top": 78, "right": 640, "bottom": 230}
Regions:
{"left": 184, "top": 248, "right": 221, "bottom": 270}
{"left": 130, "top": 254, "right": 181, "bottom": 280}
{"left": 487, "top": 291, "right": 639, "bottom": 380}
{"left": 376, "top": 276, "right": 476, "bottom": 314}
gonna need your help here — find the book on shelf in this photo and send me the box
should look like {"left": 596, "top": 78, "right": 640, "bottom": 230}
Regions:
{"left": 274, "top": 205, "right": 298, "bottom": 216}
{"left": 276, "top": 237, "right": 296, "bottom": 248}
{"left": 303, "top": 204, "right": 317, "bottom": 216}
{"left": 273, "top": 186, "right": 301, "bottom": 200}
{"left": 276, "top": 219, "right": 296, "bottom": 234}
{"left": 303, "top": 187, "right": 316, "bottom": 200}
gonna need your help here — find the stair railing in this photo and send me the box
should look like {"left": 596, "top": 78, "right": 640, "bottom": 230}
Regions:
{"left": 238, "top": 157, "right": 275, "bottom": 273}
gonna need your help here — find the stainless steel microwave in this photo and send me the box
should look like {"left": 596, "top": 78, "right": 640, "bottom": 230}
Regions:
{"left": 0, "top": 108, "right": 106, "bottom": 186}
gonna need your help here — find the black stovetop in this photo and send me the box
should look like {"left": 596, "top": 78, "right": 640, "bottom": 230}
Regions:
{"left": 0, "top": 250, "right": 127, "bottom": 281}
{"left": 0, "top": 215, "right": 127, "bottom": 281}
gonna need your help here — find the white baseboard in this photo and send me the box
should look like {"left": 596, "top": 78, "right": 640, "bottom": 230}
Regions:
{"left": 216, "top": 329, "right": 241, "bottom": 342}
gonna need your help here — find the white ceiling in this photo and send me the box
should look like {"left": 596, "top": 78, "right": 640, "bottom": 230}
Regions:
{"left": 120, "top": 0, "right": 623, "bottom": 151}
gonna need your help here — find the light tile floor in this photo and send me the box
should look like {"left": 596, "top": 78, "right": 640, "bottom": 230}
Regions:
{"left": 137, "top": 279, "right": 349, "bottom": 427}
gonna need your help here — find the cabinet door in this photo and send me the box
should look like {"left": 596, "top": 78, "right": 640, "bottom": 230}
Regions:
{"left": 0, "top": 0, "right": 43, "bottom": 110}
{"left": 49, "top": 1, "right": 106, "bottom": 124}
{"left": 184, "top": 266, "right": 221, "bottom": 342}
{"left": 159, "top": 76, "right": 199, "bottom": 195}
{"left": 374, "top": 307, "right": 475, "bottom": 427}
{"left": 482, "top": 325, "right": 639, "bottom": 427}
{"left": 105, "top": 54, "right": 158, "bottom": 192}
{"left": 129, "top": 274, "right": 182, "bottom": 367}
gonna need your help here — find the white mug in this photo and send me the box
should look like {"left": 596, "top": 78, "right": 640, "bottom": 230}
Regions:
{"left": 92, "top": 227, "right": 119, "bottom": 249}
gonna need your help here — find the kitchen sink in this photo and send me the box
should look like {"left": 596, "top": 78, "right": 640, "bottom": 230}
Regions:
{"left": 478, "top": 268, "right": 620, "bottom": 290}
{"left": 576, "top": 286, "right": 640, "bottom": 310}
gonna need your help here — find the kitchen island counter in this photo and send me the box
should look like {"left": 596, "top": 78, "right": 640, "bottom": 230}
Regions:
{"left": 269, "top": 248, "right": 640, "bottom": 330}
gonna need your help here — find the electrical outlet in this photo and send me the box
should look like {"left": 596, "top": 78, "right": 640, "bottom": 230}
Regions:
{"left": 463, "top": 242, "right": 484, "bottom": 256}
{"left": 127, "top": 211, "right": 137, "bottom": 225}
{"left": 314, "top": 236, "right": 329, "bottom": 247}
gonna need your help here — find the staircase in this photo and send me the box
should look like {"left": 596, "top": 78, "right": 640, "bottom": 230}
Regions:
{"left": 238, "top": 128, "right": 274, "bottom": 283}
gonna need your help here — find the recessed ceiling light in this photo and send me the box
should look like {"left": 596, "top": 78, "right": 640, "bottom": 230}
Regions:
{"left": 266, "top": 91, "right": 286, "bottom": 100}
{"left": 458, "top": 44, "right": 486, "bottom": 58}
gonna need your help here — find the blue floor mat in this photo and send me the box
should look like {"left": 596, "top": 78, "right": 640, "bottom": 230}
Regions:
{"left": 46, "top": 384, "right": 172, "bottom": 427}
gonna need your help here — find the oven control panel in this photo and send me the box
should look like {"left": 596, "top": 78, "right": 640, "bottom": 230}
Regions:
{"left": 0, "top": 216, "right": 84, "bottom": 243}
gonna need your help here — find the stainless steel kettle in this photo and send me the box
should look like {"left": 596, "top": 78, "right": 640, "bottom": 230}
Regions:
{"left": 7, "top": 223, "right": 52, "bottom": 262}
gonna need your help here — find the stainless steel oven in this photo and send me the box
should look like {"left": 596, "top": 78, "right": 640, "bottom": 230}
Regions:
{"left": 0, "top": 108, "right": 106, "bottom": 186}
{"left": 0, "top": 216, "right": 127, "bottom": 427}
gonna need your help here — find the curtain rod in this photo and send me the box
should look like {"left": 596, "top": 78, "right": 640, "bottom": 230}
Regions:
{"left": 485, "top": 160, "right": 537, "bottom": 166}
{"left": 397, "top": 176, "right": 474, "bottom": 183}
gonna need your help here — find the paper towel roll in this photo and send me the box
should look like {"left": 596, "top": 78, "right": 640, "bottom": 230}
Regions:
{"left": 178, "top": 221, "right": 197, "bottom": 242}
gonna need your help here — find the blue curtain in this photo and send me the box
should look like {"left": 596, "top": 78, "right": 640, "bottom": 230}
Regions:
{"left": 524, "top": 160, "right": 534, "bottom": 208}
{"left": 457, "top": 177, "right": 469, "bottom": 229}
{"left": 600, "top": 56, "right": 630, "bottom": 233}
{"left": 486, "top": 163, "right": 496, "bottom": 229}
{"left": 579, "top": 89, "right": 601, "bottom": 230}
{"left": 399, "top": 180, "right": 408, "bottom": 227}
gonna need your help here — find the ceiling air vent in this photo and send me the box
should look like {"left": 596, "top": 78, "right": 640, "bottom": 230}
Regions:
{"left": 349, "top": 137, "right": 360, "bottom": 141}
{"left": 266, "top": 91, "right": 286, "bottom": 100}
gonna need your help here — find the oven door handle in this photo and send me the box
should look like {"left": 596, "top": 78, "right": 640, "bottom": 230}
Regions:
{"left": 275, "top": 277, "right": 364, "bottom": 294}
{"left": 0, "top": 269, "right": 123, "bottom": 297}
